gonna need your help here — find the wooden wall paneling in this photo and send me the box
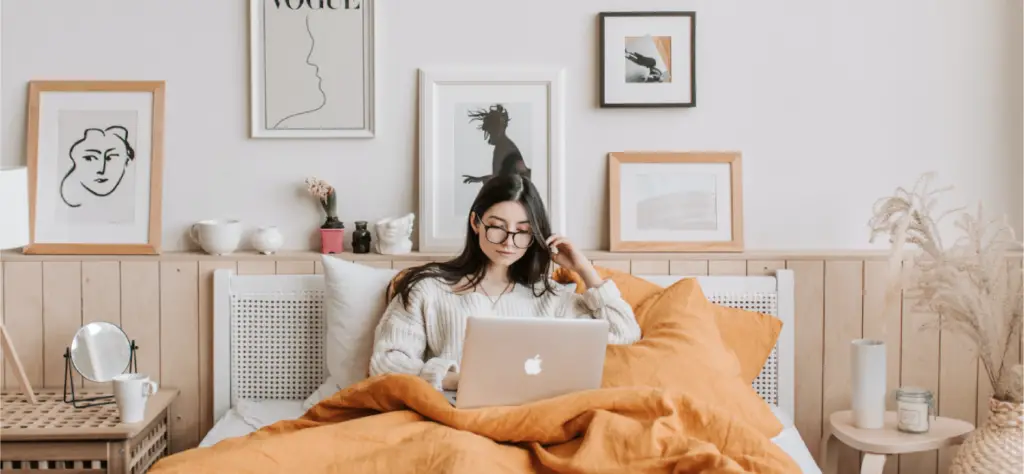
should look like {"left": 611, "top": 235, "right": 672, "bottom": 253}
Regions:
{"left": 708, "top": 260, "right": 746, "bottom": 275}
{"left": 938, "top": 325, "right": 979, "bottom": 472}
{"left": 81, "top": 261, "right": 121, "bottom": 389}
{"left": 591, "top": 260, "right": 630, "bottom": 273}
{"left": 198, "top": 261, "right": 237, "bottom": 439}
{"left": 120, "top": 262, "right": 161, "bottom": 397}
{"left": 669, "top": 260, "right": 708, "bottom": 275}
{"left": 629, "top": 260, "right": 668, "bottom": 275}
{"left": 821, "top": 260, "right": 864, "bottom": 474}
{"left": 3, "top": 262, "right": 43, "bottom": 391}
{"left": 236, "top": 260, "right": 276, "bottom": 275}
{"left": 898, "top": 268, "right": 940, "bottom": 474}
{"left": 747, "top": 260, "right": 785, "bottom": 276}
{"left": 861, "top": 261, "right": 903, "bottom": 474}
{"left": 314, "top": 260, "right": 324, "bottom": 274}
{"left": 41, "top": 262, "right": 81, "bottom": 389}
{"left": 276, "top": 260, "right": 314, "bottom": 275}
{"left": 1, "top": 260, "right": 5, "bottom": 387}
{"left": 786, "top": 260, "right": 824, "bottom": 461}
{"left": 361, "top": 260, "right": 392, "bottom": 269}
{"left": 160, "top": 261, "right": 200, "bottom": 453}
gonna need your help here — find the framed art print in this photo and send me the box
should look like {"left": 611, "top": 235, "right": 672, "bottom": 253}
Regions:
{"left": 24, "top": 81, "right": 165, "bottom": 255}
{"left": 599, "top": 12, "right": 696, "bottom": 108}
{"left": 418, "top": 66, "right": 566, "bottom": 252}
{"left": 249, "top": 0, "right": 376, "bottom": 138}
{"left": 609, "top": 152, "right": 742, "bottom": 252}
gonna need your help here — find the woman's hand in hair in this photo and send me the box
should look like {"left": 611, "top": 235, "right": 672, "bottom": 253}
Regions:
{"left": 546, "top": 234, "right": 601, "bottom": 287}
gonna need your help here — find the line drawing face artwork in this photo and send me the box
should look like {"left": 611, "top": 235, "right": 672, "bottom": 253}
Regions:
{"left": 625, "top": 35, "right": 672, "bottom": 83}
{"left": 262, "top": 0, "right": 366, "bottom": 131}
{"left": 56, "top": 110, "right": 139, "bottom": 225}
{"left": 453, "top": 102, "right": 534, "bottom": 216}
{"left": 632, "top": 171, "right": 717, "bottom": 232}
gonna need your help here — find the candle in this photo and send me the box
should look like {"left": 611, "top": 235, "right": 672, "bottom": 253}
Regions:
{"left": 895, "top": 387, "right": 933, "bottom": 433}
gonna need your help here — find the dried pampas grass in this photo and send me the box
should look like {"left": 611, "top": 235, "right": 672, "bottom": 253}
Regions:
{"left": 868, "top": 173, "right": 1023, "bottom": 403}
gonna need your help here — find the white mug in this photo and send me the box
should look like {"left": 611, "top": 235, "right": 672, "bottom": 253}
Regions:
{"left": 190, "top": 219, "right": 242, "bottom": 255}
{"left": 113, "top": 373, "right": 159, "bottom": 423}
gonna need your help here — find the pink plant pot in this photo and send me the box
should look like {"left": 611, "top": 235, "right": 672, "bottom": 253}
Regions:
{"left": 320, "top": 229, "right": 345, "bottom": 254}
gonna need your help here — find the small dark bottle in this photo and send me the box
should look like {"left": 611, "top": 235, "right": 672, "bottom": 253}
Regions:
{"left": 352, "top": 221, "right": 372, "bottom": 254}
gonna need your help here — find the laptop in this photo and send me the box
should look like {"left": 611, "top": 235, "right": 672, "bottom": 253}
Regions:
{"left": 443, "top": 316, "right": 609, "bottom": 409}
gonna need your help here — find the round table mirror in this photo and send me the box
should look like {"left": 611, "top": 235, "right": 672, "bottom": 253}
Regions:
{"left": 69, "top": 322, "right": 132, "bottom": 382}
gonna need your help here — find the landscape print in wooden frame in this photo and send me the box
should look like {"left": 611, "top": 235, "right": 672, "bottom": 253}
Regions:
{"left": 609, "top": 152, "right": 743, "bottom": 252}
{"left": 23, "top": 81, "right": 165, "bottom": 255}
{"left": 599, "top": 11, "right": 696, "bottom": 108}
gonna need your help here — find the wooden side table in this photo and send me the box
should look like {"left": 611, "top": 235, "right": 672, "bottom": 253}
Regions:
{"left": 819, "top": 410, "right": 975, "bottom": 474}
{"left": 0, "top": 388, "right": 178, "bottom": 474}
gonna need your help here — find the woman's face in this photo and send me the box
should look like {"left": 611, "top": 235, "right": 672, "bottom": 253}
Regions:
{"left": 70, "top": 128, "right": 130, "bottom": 197}
{"left": 472, "top": 200, "right": 534, "bottom": 267}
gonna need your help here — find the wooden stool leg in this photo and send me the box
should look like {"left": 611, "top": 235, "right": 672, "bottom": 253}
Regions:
{"left": 819, "top": 431, "right": 840, "bottom": 474}
{"left": 860, "top": 453, "right": 886, "bottom": 474}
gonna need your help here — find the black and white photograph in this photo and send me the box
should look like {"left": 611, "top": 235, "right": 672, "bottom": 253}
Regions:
{"left": 24, "top": 80, "right": 165, "bottom": 255}
{"left": 453, "top": 102, "right": 534, "bottom": 217}
{"left": 418, "top": 67, "right": 565, "bottom": 252}
{"left": 600, "top": 11, "right": 695, "bottom": 107}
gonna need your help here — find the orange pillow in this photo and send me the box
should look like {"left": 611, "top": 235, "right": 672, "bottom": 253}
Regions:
{"left": 552, "top": 266, "right": 782, "bottom": 385}
{"left": 601, "top": 277, "right": 783, "bottom": 437}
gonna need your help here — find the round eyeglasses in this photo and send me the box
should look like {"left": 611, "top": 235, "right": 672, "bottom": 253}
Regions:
{"left": 480, "top": 223, "right": 534, "bottom": 249}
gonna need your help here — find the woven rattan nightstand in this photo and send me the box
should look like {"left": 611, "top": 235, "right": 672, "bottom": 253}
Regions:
{"left": 0, "top": 388, "right": 178, "bottom": 473}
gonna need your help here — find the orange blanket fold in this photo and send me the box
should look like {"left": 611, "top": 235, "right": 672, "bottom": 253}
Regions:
{"left": 150, "top": 374, "right": 800, "bottom": 474}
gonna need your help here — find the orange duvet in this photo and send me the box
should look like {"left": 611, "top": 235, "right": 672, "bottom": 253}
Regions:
{"left": 150, "top": 374, "right": 800, "bottom": 474}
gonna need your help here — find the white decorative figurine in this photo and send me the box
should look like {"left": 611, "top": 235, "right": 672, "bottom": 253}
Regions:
{"left": 374, "top": 213, "right": 414, "bottom": 255}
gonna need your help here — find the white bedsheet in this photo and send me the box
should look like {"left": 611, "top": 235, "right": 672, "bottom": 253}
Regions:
{"left": 200, "top": 400, "right": 822, "bottom": 473}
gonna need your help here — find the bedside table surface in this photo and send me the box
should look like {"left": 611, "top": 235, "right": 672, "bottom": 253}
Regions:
{"left": 829, "top": 410, "right": 974, "bottom": 454}
{"left": 1, "top": 388, "right": 179, "bottom": 441}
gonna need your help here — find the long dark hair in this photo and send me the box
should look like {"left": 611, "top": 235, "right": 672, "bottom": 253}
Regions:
{"left": 389, "top": 174, "right": 555, "bottom": 308}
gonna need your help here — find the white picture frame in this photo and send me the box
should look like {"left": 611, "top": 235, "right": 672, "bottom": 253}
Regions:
{"left": 249, "top": 0, "right": 376, "bottom": 138}
{"left": 418, "top": 66, "right": 566, "bottom": 252}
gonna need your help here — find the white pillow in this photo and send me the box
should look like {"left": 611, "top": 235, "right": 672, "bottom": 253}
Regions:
{"left": 303, "top": 256, "right": 398, "bottom": 409}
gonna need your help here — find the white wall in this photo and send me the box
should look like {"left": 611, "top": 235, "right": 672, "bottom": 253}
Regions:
{"left": 3, "top": 0, "right": 1021, "bottom": 251}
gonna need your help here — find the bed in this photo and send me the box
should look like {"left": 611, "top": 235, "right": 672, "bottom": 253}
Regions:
{"left": 199, "top": 267, "right": 822, "bottom": 473}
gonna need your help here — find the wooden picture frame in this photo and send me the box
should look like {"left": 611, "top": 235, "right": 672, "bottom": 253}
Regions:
{"left": 609, "top": 152, "right": 743, "bottom": 252}
{"left": 24, "top": 80, "right": 165, "bottom": 255}
{"left": 249, "top": 0, "right": 377, "bottom": 138}
{"left": 599, "top": 11, "right": 696, "bottom": 108}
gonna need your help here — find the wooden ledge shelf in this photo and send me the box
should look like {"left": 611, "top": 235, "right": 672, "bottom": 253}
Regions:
{"left": 0, "top": 248, "right": 934, "bottom": 262}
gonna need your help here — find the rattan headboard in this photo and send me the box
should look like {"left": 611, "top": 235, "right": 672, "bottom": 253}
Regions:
{"left": 212, "top": 269, "right": 795, "bottom": 423}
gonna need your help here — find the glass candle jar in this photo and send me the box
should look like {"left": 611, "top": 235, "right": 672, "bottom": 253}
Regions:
{"left": 895, "top": 387, "right": 934, "bottom": 433}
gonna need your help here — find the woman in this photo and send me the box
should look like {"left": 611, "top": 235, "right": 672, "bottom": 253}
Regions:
{"left": 369, "top": 174, "right": 641, "bottom": 391}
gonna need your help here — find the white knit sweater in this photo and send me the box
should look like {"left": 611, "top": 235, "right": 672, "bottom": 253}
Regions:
{"left": 368, "top": 277, "right": 642, "bottom": 390}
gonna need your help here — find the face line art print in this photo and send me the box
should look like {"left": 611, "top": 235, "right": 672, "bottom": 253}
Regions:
{"left": 272, "top": 14, "right": 328, "bottom": 128}
{"left": 60, "top": 125, "right": 136, "bottom": 208}
{"left": 461, "top": 104, "right": 532, "bottom": 185}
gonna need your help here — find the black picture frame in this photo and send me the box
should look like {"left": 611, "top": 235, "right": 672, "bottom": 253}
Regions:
{"left": 599, "top": 11, "right": 697, "bottom": 108}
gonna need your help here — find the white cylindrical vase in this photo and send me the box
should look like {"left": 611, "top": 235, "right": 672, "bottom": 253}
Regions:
{"left": 850, "top": 339, "right": 886, "bottom": 429}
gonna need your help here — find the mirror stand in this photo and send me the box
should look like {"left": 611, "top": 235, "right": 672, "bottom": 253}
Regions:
{"left": 62, "top": 340, "right": 139, "bottom": 408}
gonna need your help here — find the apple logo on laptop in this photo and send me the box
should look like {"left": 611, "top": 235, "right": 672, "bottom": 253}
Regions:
{"left": 524, "top": 354, "right": 542, "bottom": 375}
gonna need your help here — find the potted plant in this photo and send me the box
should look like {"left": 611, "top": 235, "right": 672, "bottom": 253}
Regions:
{"left": 868, "top": 173, "right": 1022, "bottom": 473}
{"left": 305, "top": 177, "right": 344, "bottom": 253}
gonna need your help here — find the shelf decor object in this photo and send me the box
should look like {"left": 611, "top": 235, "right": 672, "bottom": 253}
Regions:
{"left": 23, "top": 80, "right": 165, "bottom": 255}
{"left": 0, "top": 166, "right": 38, "bottom": 404}
{"left": 608, "top": 151, "right": 743, "bottom": 252}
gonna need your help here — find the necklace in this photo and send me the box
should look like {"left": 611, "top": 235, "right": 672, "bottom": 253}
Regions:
{"left": 477, "top": 280, "right": 514, "bottom": 308}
